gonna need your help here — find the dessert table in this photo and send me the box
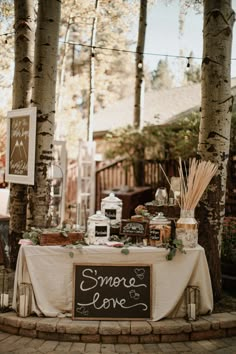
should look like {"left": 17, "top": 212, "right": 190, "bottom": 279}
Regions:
{"left": 12, "top": 244, "right": 213, "bottom": 321}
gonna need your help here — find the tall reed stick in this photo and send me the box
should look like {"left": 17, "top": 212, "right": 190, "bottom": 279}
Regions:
{"left": 159, "top": 158, "right": 218, "bottom": 211}
{"left": 179, "top": 158, "right": 218, "bottom": 210}
{"left": 159, "top": 163, "right": 181, "bottom": 207}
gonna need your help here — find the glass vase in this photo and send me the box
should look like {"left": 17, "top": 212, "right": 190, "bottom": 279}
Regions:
{"left": 176, "top": 209, "right": 198, "bottom": 248}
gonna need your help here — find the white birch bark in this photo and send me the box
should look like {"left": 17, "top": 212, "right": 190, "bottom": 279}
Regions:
{"left": 28, "top": 0, "right": 61, "bottom": 227}
{"left": 134, "top": 0, "right": 147, "bottom": 129}
{"left": 198, "top": 0, "right": 235, "bottom": 300}
{"left": 87, "top": 0, "right": 99, "bottom": 142}
{"left": 8, "top": 0, "right": 35, "bottom": 268}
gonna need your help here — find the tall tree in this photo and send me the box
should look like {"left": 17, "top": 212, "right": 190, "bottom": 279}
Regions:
{"left": 54, "top": 0, "right": 138, "bottom": 157}
{"left": 87, "top": 0, "right": 99, "bottom": 142}
{"left": 134, "top": 0, "right": 147, "bottom": 129}
{"left": 8, "top": 0, "right": 35, "bottom": 269}
{"left": 151, "top": 58, "right": 174, "bottom": 90}
{"left": 28, "top": 0, "right": 61, "bottom": 227}
{"left": 198, "top": 0, "right": 235, "bottom": 300}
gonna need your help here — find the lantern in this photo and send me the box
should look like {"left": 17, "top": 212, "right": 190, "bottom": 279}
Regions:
{"left": 17, "top": 283, "right": 32, "bottom": 317}
{"left": 185, "top": 285, "right": 200, "bottom": 321}
{"left": 0, "top": 268, "right": 9, "bottom": 312}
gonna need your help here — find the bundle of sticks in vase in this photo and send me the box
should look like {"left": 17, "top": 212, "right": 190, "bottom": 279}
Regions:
{"left": 178, "top": 157, "right": 218, "bottom": 211}
{"left": 160, "top": 157, "right": 218, "bottom": 248}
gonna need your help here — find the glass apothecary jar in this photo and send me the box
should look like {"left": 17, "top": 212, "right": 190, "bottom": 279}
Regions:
{"left": 101, "top": 192, "right": 123, "bottom": 225}
{"left": 149, "top": 212, "right": 171, "bottom": 246}
{"left": 87, "top": 210, "right": 110, "bottom": 244}
{"left": 155, "top": 187, "right": 168, "bottom": 205}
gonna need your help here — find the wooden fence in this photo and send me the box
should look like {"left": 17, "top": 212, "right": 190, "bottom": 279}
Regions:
{"left": 66, "top": 158, "right": 182, "bottom": 217}
{"left": 65, "top": 156, "right": 236, "bottom": 220}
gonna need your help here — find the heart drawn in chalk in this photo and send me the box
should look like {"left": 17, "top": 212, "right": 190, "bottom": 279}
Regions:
{"left": 134, "top": 268, "right": 145, "bottom": 280}
{"left": 129, "top": 289, "right": 141, "bottom": 300}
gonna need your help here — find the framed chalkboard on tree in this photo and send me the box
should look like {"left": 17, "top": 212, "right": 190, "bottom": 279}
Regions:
{"left": 72, "top": 263, "right": 152, "bottom": 320}
{"left": 5, "top": 107, "right": 37, "bottom": 185}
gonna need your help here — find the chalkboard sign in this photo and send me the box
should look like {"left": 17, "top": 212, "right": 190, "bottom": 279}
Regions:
{"left": 5, "top": 107, "right": 37, "bottom": 185}
{"left": 95, "top": 225, "right": 108, "bottom": 237}
{"left": 73, "top": 263, "right": 152, "bottom": 320}
{"left": 120, "top": 220, "right": 149, "bottom": 237}
{"left": 104, "top": 208, "right": 116, "bottom": 220}
{"left": 9, "top": 115, "right": 29, "bottom": 176}
{"left": 149, "top": 228, "right": 161, "bottom": 241}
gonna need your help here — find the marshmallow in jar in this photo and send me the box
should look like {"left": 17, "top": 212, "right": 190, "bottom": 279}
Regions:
{"left": 87, "top": 210, "right": 110, "bottom": 244}
{"left": 101, "top": 192, "right": 123, "bottom": 225}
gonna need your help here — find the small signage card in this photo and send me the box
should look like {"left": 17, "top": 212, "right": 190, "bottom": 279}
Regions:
{"left": 120, "top": 220, "right": 149, "bottom": 237}
{"left": 73, "top": 263, "right": 152, "bottom": 320}
{"left": 149, "top": 228, "right": 161, "bottom": 241}
{"left": 104, "top": 208, "right": 117, "bottom": 220}
{"left": 95, "top": 225, "right": 107, "bottom": 237}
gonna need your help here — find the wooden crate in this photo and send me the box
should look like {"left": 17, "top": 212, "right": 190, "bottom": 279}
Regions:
{"left": 39, "top": 232, "right": 84, "bottom": 246}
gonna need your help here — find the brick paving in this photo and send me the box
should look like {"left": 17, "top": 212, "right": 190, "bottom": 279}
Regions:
{"left": 1, "top": 269, "right": 236, "bottom": 353}
{"left": 0, "top": 330, "right": 235, "bottom": 353}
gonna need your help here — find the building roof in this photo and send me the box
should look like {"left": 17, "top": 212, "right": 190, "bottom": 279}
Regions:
{"left": 93, "top": 78, "right": 236, "bottom": 136}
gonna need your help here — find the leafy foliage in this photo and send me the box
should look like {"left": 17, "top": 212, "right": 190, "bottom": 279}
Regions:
{"left": 151, "top": 58, "right": 174, "bottom": 90}
{"left": 164, "top": 238, "right": 186, "bottom": 261}
{"left": 221, "top": 217, "right": 236, "bottom": 264}
{"left": 105, "top": 112, "right": 200, "bottom": 162}
{"left": 105, "top": 110, "right": 236, "bottom": 163}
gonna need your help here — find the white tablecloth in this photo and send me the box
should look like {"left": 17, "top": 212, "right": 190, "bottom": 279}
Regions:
{"left": 12, "top": 244, "right": 213, "bottom": 321}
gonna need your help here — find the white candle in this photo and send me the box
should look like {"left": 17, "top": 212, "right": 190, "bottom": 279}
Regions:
{"left": 187, "top": 303, "right": 196, "bottom": 320}
{"left": 19, "top": 294, "right": 29, "bottom": 317}
{"left": 0, "top": 294, "right": 9, "bottom": 307}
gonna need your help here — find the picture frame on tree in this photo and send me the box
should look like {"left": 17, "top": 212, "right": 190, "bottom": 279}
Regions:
{"left": 5, "top": 107, "right": 37, "bottom": 185}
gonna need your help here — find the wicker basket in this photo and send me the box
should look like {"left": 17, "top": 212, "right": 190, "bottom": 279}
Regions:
{"left": 39, "top": 232, "right": 84, "bottom": 246}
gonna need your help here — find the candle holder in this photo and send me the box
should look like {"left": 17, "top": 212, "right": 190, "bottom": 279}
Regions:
{"left": 17, "top": 283, "right": 32, "bottom": 317}
{"left": 185, "top": 285, "right": 200, "bottom": 321}
{"left": 0, "top": 267, "right": 10, "bottom": 313}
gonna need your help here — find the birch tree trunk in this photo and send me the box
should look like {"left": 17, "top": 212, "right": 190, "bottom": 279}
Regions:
{"left": 28, "top": 0, "right": 61, "bottom": 228}
{"left": 198, "top": 0, "right": 235, "bottom": 300}
{"left": 8, "top": 0, "right": 35, "bottom": 269}
{"left": 57, "top": 19, "right": 72, "bottom": 113}
{"left": 87, "top": 0, "right": 99, "bottom": 142}
{"left": 134, "top": 0, "right": 147, "bottom": 129}
{"left": 132, "top": 0, "right": 147, "bottom": 186}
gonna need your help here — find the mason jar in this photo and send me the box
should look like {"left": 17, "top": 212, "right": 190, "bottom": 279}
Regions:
{"left": 149, "top": 212, "right": 171, "bottom": 246}
{"left": 101, "top": 192, "right": 123, "bottom": 225}
{"left": 87, "top": 210, "right": 110, "bottom": 244}
{"left": 155, "top": 187, "right": 168, "bottom": 205}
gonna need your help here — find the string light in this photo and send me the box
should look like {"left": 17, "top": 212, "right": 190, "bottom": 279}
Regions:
{"left": 0, "top": 31, "right": 14, "bottom": 37}
{"left": 1, "top": 30, "right": 236, "bottom": 63}
{"left": 61, "top": 39, "right": 203, "bottom": 62}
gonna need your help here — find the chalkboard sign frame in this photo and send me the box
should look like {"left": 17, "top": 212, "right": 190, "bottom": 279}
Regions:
{"left": 120, "top": 219, "right": 149, "bottom": 237}
{"left": 72, "top": 263, "right": 152, "bottom": 320}
{"left": 5, "top": 107, "right": 37, "bottom": 185}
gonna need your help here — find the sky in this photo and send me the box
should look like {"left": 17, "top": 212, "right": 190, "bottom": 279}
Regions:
{"left": 144, "top": 0, "right": 236, "bottom": 82}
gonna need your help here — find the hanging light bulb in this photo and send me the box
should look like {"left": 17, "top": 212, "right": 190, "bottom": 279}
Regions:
{"left": 186, "top": 57, "right": 190, "bottom": 68}
{"left": 138, "top": 61, "right": 143, "bottom": 69}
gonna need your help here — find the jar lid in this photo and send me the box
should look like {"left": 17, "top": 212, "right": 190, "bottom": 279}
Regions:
{"left": 151, "top": 212, "right": 170, "bottom": 224}
{"left": 89, "top": 210, "right": 110, "bottom": 221}
{"left": 102, "top": 192, "right": 122, "bottom": 204}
